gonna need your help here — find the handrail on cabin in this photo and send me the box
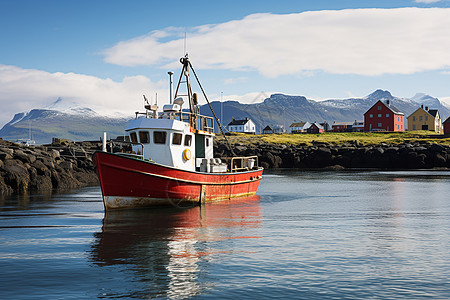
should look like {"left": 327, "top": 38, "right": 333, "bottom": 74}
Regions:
{"left": 109, "top": 139, "right": 145, "bottom": 159}
{"left": 222, "top": 155, "right": 259, "bottom": 173}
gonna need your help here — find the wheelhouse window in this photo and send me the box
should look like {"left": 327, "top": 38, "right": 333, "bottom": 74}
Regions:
{"left": 130, "top": 132, "right": 138, "bottom": 143}
{"left": 172, "top": 133, "right": 182, "bottom": 145}
{"left": 139, "top": 131, "right": 150, "bottom": 144}
{"left": 154, "top": 131, "right": 167, "bottom": 144}
{"left": 184, "top": 135, "right": 192, "bottom": 146}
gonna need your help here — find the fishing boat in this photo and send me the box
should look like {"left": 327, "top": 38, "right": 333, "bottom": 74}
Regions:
{"left": 93, "top": 55, "right": 263, "bottom": 210}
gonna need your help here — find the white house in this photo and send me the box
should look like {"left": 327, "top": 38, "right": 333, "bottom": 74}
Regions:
{"left": 289, "top": 121, "right": 311, "bottom": 133}
{"left": 227, "top": 117, "right": 256, "bottom": 134}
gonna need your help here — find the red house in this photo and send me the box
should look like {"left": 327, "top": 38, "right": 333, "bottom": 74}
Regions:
{"left": 444, "top": 116, "right": 450, "bottom": 135}
{"left": 307, "top": 123, "right": 324, "bottom": 134}
{"left": 332, "top": 122, "right": 353, "bottom": 132}
{"left": 364, "top": 100, "right": 405, "bottom": 132}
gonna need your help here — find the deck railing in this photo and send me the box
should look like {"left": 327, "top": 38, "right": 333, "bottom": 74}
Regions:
{"left": 221, "top": 155, "right": 260, "bottom": 172}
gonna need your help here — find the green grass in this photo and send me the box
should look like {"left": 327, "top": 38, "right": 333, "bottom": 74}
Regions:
{"left": 215, "top": 131, "right": 450, "bottom": 146}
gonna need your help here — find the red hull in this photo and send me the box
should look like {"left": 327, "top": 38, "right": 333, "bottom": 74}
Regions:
{"left": 93, "top": 151, "right": 263, "bottom": 210}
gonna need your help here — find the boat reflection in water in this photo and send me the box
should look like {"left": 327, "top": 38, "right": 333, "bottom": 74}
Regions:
{"left": 90, "top": 196, "right": 262, "bottom": 298}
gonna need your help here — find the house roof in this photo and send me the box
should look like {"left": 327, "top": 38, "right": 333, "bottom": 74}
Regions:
{"left": 263, "top": 125, "right": 272, "bottom": 131}
{"left": 310, "top": 122, "right": 324, "bottom": 130}
{"left": 427, "top": 109, "right": 439, "bottom": 118}
{"left": 332, "top": 122, "right": 353, "bottom": 126}
{"left": 289, "top": 122, "right": 306, "bottom": 127}
{"left": 365, "top": 100, "right": 404, "bottom": 115}
{"left": 444, "top": 116, "right": 450, "bottom": 123}
{"left": 227, "top": 118, "right": 250, "bottom": 126}
{"left": 407, "top": 107, "right": 440, "bottom": 119}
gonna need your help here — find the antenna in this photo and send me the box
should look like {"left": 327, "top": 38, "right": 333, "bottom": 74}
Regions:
{"left": 143, "top": 95, "right": 150, "bottom": 105}
{"left": 168, "top": 71, "right": 174, "bottom": 104}
{"left": 184, "top": 32, "right": 187, "bottom": 55}
{"left": 155, "top": 92, "right": 158, "bottom": 106}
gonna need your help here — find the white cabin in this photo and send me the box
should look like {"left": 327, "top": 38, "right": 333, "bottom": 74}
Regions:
{"left": 125, "top": 106, "right": 222, "bottom": 172}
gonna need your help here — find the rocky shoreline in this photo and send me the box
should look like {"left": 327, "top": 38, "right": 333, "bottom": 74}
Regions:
{"left": 0, "top": 139, "right": 100, "bottom": 195}
{"left": 1, "top": 138, "right": 449, "bottom": 195}
{"left": 215, "top": 140, "right": 450, "bottom": 170}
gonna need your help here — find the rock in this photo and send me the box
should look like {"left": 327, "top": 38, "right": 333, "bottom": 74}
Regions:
{"left": 49, "top": 149, "right": 60, "bottom": 159}
{"left": 323, "top": 165, "right": 345, "bottom": 171}
{"left": 2, "top": 159, "right": 30, "bottom": 193}
{"left": 0, "top": 148, "right": 14, "bottom": 156}
{"left": 0, "top": 151, "right": 13, "bottom": 161}
{"left": 430, "top": 144, "right": 445, "bottom": 153}
{"left": 31, "top": 160, "right": 51, "bottom": 176}
{"left": 14, "top": 150, "right": 32, "bottom": 164}
{"left": 59, "top": 161, "right": 73, "bottom": 170}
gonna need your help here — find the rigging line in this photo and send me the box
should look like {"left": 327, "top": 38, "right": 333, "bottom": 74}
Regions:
{"left": 188, "top": 61, "right": 236, "bottom": 156}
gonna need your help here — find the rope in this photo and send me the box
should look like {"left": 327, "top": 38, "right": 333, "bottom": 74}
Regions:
{"left": 188, "top": 61, "right": 236, "bottom": 156}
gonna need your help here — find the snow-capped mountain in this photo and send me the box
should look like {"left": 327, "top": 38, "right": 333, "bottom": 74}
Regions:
{"left": 45, "top": 97, "right": 98, "bottom": 116}
{"left": 0, "top": 98, "right": 131, "bottom": 144}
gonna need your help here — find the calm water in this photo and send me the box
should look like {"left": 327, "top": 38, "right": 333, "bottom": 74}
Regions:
{"left": 1, "top": 170, "right": 450, "bottom": 299}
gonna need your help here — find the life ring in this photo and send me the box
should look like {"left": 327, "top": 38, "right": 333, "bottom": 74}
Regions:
{"left": 183, "top": 149, "right": 191, "bottom": 161}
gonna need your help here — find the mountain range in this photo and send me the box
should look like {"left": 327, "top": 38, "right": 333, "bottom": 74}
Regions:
{"left": 203, "top": 89, "right": 450, "bottom": 132}
{"left": 1, "top": 90, "right": 449, "bottom": 144}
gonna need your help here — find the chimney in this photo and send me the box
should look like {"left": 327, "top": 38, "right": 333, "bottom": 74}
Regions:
{"left": 245, "top": 117, "right": 248, "bottom": 121}
{"left": 421, "top": 104, "right": 424, "bottom": 109}
{"left": 425, "top": 106, "right": 429, "bottom": 111}
{"left": 386, "top": 99, "right": 391, "bottom": 106}
{"left": 232, "top": 117, "right": 235, "bottom": 121}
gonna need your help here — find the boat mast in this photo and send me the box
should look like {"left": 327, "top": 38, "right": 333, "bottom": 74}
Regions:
{"left": 174, "top": 54, "right": 196, "bottom": 115}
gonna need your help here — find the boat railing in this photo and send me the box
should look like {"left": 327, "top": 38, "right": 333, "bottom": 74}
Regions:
{"left": 221, "top": 155, "right": 260, "bottom": 172}
{"left": 108, "top": 139, "right": 145, "bottom": 160}
{"left": 160, "top": 111, "right": 215, "bottom": 133}
{"left": 135, "top": 107, "right": 215, "bottom": 134}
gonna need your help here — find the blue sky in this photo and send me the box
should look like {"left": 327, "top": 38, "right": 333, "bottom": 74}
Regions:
{"left": 1, "top": 0, "right": 450, "bottom": 126}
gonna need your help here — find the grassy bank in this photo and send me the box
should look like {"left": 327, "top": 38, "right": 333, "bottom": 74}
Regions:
{"left": 215, "top": 131, "right": 450, "bottom": 146}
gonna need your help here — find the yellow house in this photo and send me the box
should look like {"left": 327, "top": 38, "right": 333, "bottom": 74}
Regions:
{"left": 407, "top": 105, "right": 443, "bottom": 133}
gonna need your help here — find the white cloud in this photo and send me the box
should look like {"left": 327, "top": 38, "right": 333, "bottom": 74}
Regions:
{"left": 0, "top": 65, "right": 167, "bottom": 126}
{"left": 415, "top": 0, "right": 442, "bottom": 3}
{"left": 224, "top": 76, "right": 248, "bottom": 85}
{"left": 104, "top": 8, "right": 450, "bottom": 77}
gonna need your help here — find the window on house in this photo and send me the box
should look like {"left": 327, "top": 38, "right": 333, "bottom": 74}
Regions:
{"left": 153, "top": 131, "right": 167, "bottom": 144}
{"left": 386, "top": 114, "right": 389, "bottom": 117}
{"left": 184, "top": 135, "right": 192, "bottom": 146}
{"left": 378, "top": 106, "right": 381, "bottom": 110}
{"left": 378, "top": 123, "right": 382, "bottom": 127}
{"left": 130, "top": 132, "right": 138, "bottom": 143}
{"left": 413, "top": 125, "right": 416, "bottom": 130}
{"left": 138, "top": 131, "right": 150, "bottom": 144}
{"left": 370, "top": 114, "right": 373, "bottom": 118}
{"left": 425, "top": 116, "right": 428, "bottom": 121}
{"left": 172, "top": 133, "right": 182, "bottom": 145}
{"left": 378, "top": 114, "right": 382, "bottom": 117}
{"left": 419, "top": 116, "right": 422, "bottom": 121}
{"left": 413, "top": 116, "right": 415, "bottom": 121}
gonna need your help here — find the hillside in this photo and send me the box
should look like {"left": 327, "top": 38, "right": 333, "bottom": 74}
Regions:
{"left": 203, "top": 90, "right": 450, "bottom": 133}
